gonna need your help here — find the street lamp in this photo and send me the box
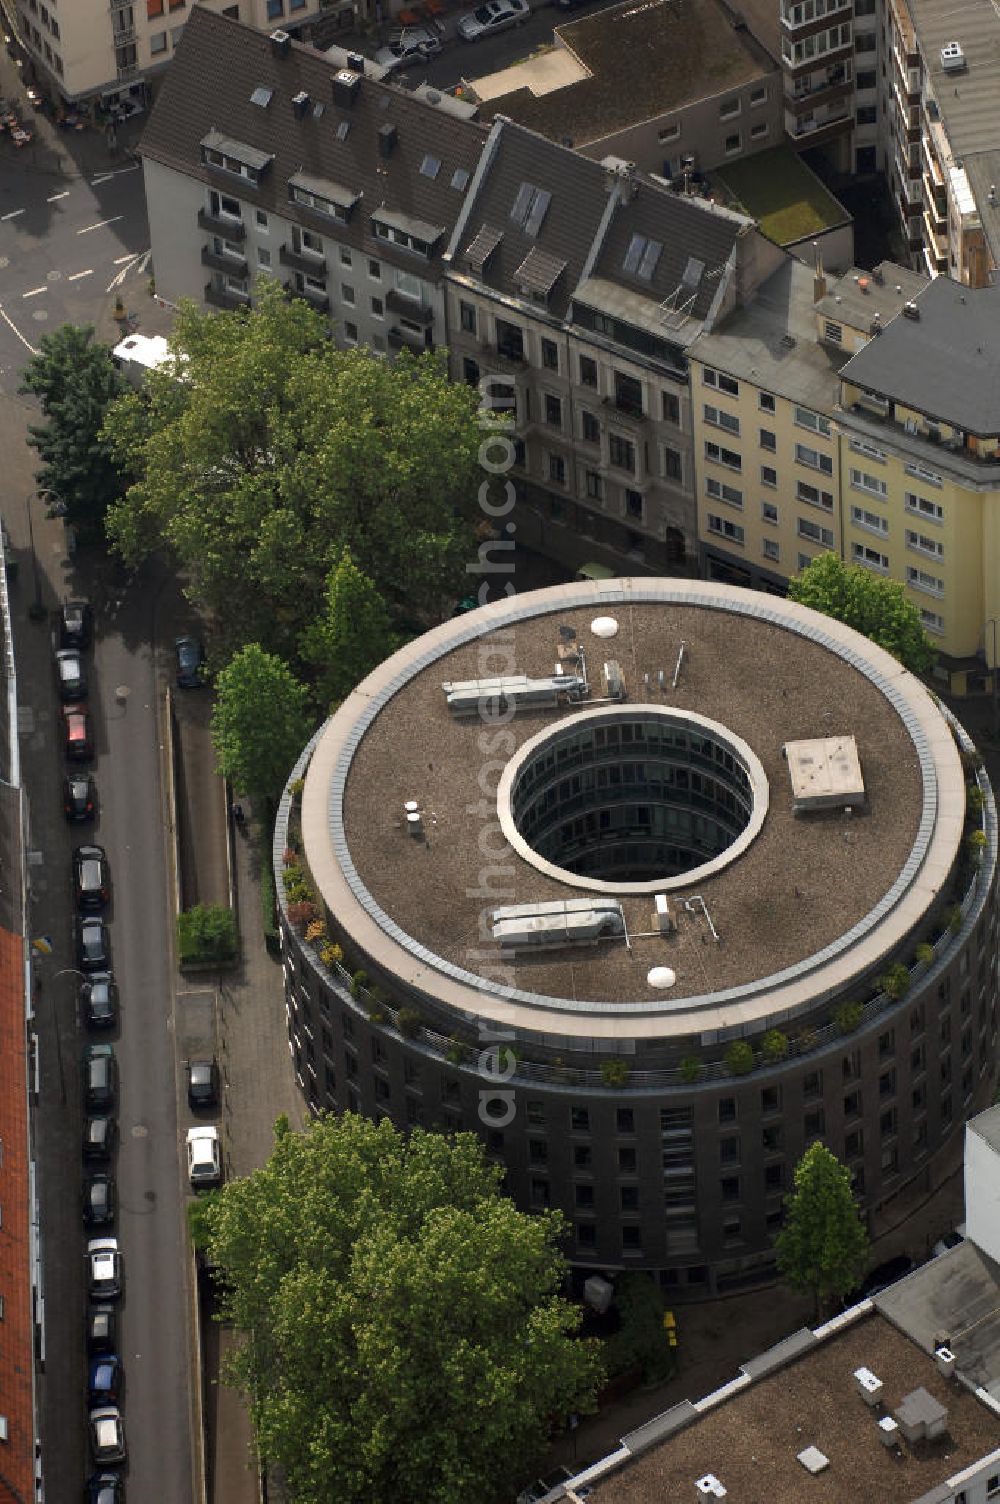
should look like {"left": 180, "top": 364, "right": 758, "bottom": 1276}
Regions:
{"left": 23, "top": 489, "right": 47, "bottom": 621}
{"left": 988, "top": 617, "right": 1000, "bottom": 743}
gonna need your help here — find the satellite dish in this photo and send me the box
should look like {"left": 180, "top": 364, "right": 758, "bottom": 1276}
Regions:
{"left": 647, "top": 966, "right": 677, "bottom": 989}
{"left": 591, "top": 616, "right": 619, "bottom": 639}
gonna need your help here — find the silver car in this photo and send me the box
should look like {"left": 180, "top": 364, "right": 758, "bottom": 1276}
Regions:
{"left": 458, "top": 0, "right": 529, "bottom": 40}
{"left": 374, "top": 26, "right": 442, "bottom": 70}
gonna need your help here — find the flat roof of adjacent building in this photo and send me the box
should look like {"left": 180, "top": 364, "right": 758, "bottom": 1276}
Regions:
{"left": 301, "top": 580, "right": 964, "bottom": 1041}
{"left": 582, "top": 1311, "right": 1000, "bottom": 1504}
{"left": 714, "top": 145, "right": 849, "bottom": 245}
{"left": 473, "top": 0, "right": 775, "bottom": 149}
{"left": 840, "top": 275, "right": 1000, "bottom": 434}
{"left": 875, "top": 1241, "right": 1000, "bottom": 1397}
{"left": 814, "top": 261, "right": 929, "bottom": 334}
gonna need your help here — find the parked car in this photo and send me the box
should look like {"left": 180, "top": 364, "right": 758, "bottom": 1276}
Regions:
{"left": 54, "top": 646, "right": 87, "bottom": 702}
{"left": 933, "top": 1222, "right": 967, "bottom": 1257}
{"left": 82, "top": 973, "right": 118, "bottom": 1030}
{"left": 174, "top": 634, "right": 205, "bottom": 688}
{"left": 83, "top": 1173, "right": 117, "bottom": 1228}
{"left": 62, "top": 702, "right": 94, "bottom": 762}
{"left": 83, "top": 1045, "right": 117, "bottom": 1111}
{"left": 89, "top": 1406, "right": 126, "bottom": 1465}
{"left": 86, "top": 1237, "right": 123, "bottom": 1300}
{"left": 186, "top": 1125, "right": 222, "bottom": 1187}
{"left": 83, "top": 1115, "right": 117, "bottom": 1164}
{"left": 77, "top": 915, "right": 111, "bottom": 971}
{"left": 86, "top": 1302, "right": 118, "bottom": 1356}
{"left": 374, "top": 26, "right": 442, "bottom": 69}
{"left": 85, "top": 1473, "right": 124, "bottom": 1504}
{"left": 63, "top": 771, "right": 96, "bottom": 822}
{"left": 88, "top": 1353, "right": 123, "bottom": 1407}
{"left": 458, "top": 0, "right": 529, "bottom": 39}
{"left": 59, "top": 598, "right": 93, "bottom": 649}
{"left": 187, "top": 1057, "right": 220, "bottom": 1110}
{"left": 74, "top": 844, "right": 110, "bottom": 911}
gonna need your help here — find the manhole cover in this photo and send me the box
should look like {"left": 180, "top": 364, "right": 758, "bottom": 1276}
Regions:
{"left": 131, "top": 1123, "right": 148, "bottom": 1138}
{"left": 144, "top": 1190, "right": 156, "bottom": 1203}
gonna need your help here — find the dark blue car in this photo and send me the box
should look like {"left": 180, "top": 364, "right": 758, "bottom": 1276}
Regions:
{"left": 85, "top": 1474, "right": 124, "bottom": 1504}
{"left": 174, "top": 634, "right": 205, "bottom": 688}
{"left": 88, "top": 1353, "right": 122, "bottom": 1407}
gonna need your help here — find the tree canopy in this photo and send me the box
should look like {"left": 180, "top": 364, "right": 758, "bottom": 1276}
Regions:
{"left": 298, "top": 548, "right": 398, "bottom": 712}
{"left": 20, "top": 323, "right": 128, "bottom": 533}
{"left": 204, "top": 1113, "right": 603, "bottom": 1504}
{"left": 102, "top": 281, "right": 485, "bottom": 659}
{"left": 775, "top": 1142, "right": 869, "bottom": 1315}
{"left": 788, "top": 552, "right": 936, "bottom": 673}
{"left": 211, "top": 644, "right": 313, "bottom": 804}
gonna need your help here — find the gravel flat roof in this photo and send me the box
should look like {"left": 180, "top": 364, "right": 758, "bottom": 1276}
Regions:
{"left": 334, "top": 588, "right": 940, "bottom": 1026}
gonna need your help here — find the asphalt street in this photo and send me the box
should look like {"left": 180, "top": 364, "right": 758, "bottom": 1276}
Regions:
{"left": 0, "top": 155, "right": 150, "bottom": 380}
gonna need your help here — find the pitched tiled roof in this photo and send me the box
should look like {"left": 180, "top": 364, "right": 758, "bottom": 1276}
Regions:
{"left": 139, "top": 7, "right": 488, "bottom": 273}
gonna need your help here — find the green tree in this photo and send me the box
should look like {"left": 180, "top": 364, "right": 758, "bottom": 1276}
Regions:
{"left": 776, "top": 1142, "right": 869, "bottom": 1316}
{"left": 211, "top": 644, "right": 313, "bottom": 804}
{"left": 20, "top": 324, "right": 127, "bottom": 532}
{"left": 299, "top": 548, "right": 398, "bottom": 711}
{"left": 788, "top": 552, "right": 935, "bottom": 673}
{"left": 205, "top": 1113, "right": 603, "bottom": 1504}
{"left": 103, "top": 280, "right": 485, "bottom": 657}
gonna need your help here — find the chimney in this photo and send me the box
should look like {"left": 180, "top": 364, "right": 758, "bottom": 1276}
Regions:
{"left": 292, "top": 90, "right": 310, "bottom": 119}
{"left": 813, "top": 241, "right": 827, "bottom": 304}
{"left": 332, "top": 69, "right": 361, "bottom": 108}
{"left": 346, "top": 50, "right": 366, "bottom": 71}
{"left": 378, "top": 121, "right": 398, "bottom": 158}
{"left": 270, "top": 27, "right": 291, "bottom": 57}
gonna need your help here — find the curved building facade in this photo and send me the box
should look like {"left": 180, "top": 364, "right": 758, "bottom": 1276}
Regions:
{"left": 276, "top": 580, "right": 999, "bottom": 1295}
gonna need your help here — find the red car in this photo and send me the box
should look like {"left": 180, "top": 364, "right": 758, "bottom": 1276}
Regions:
{"left": 62, "top": 702, "right": 94, "bottom": 761}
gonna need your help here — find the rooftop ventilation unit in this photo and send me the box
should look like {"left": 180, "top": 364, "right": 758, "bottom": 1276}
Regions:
{"left": 695, "top": 1477, "right": 727, "bottom": 1500}
{"left": 797, "top": 1446, "right": 830, "bottom": 1475}
{"left": 878, "top": 1416, "right": 900, "bottom": 1449}
{"left": 490, "top": 898, "right": 625, "bottom": 951}
{"left": 903, "top": 300, "right": 921, "bottom": 320}
{"left": 270, "top": 27, "right": 291, "bottom": 57}
{"left": 655, "top": 894, "right": 673, "bottom": 935}
{"left": 441, "top": 673, "right": 586, "bottom": 717}
{"left": 784, "top": 735, "right": 865, "bottom": 813}
{"left": 854, "top": 1366, "right": 883, "bottom": 1407}
{"left": 935, "top": 1346, "right": 957, "bottom": 1378}
{"left": 940, "top": 41, "right": 966, "bottom": 72}
{"left": 346, "top": 50, "right": 366, "bottom": 71}
{"left": 378, "top": 122, "right": 398, "bottom": 157}
{"left": 333, "top": 69, "right": 361, "bottom": 108}
{"left": 292, "top": 91, "right": 310, "bottom": 119}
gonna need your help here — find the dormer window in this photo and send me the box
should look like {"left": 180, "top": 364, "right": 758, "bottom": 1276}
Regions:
{"left": 200, "top": 130, "right": 272, "bottom": 186}
{"left": 370, "top": 209, "right": 444, "bottom": 260}
{"left": 289, "top": 170, "right": 360, "bottom": 224}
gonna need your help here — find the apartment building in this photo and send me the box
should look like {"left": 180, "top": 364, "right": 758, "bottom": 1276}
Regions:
{"left": 141, "top": 9, "right": 790, "bottom": 573}
{"left": 140, "top": 11, "right": 487, "bottom": 355}
{"left": 16, "top": 0, "right": 328, "bottom": 111}
{"left": 473, "top": 0, "right": 783, "bottom": 182}
{"left": 690, "top": 256, "right": 1000, "bottom": 688}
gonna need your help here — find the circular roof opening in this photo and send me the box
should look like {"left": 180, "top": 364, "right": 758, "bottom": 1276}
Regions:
{"left": 647, "top": 966, "right": 677, "bottom": 989}
{"left": 498, "top": 706, "right": 769, "bottom": 894}
{"left": 591, "top": 615, "right": 619, "bottom": 639}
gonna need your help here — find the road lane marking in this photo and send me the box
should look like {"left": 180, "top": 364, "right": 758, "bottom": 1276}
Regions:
{"left": 22, "top": 286, "right": 47, "bottom": 298}
{"left": 46, "top": 191, "right": 70, "bottom": 203}
{"left": 0, "top": 209, "right": 24, "bottom": 221}
{"left": 112, "top": 252, "right": 136, "bottom": 264}
{"left": 67, "top": 270, "right": 93, "bottom": 282}
{"left": 0, "top": 305, "right": 38, "bottom": 355}
{"left": 77, "top": 216, "right": 123, "bottom": 235}
{"left": 91, "top": 174, "right": 113, "bottom": 186}
{"left": 91, "top": 164, "right": 140, "bottom": 182}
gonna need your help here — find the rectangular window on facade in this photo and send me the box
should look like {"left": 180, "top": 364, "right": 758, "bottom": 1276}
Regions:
{"left": 662, "top": 391, "right": 680, "bottom": 424}
{"left": 585, "top": 470, "right": 603, "bottom": 500}
{"left": 852, "top": 541, "right": 889, "bottom": 571}
{"left": 921, "top": 608, "right": 945, "bottom": 635}
{"left": 907, "top": 565, "right": 944, "bottom": 595}
{"left": 705, "top": 441, "right": 742, "bottom": 471}
{"left": 797, "top": 443, "right": 833, "bottom": 475}
{"left": 751, "top": 122, "right": 769, "bottom": 139}
{"left": 658, "top": 122, "right": 681, "bottom": 143}
{"left": 719, "top": 1097, "right": 736, "bottom": 1122}
{"left": 852, "top": 505, "right": 887, "bottom": 535}
{"left": 721, "top": 1175, "right": 741, "bottom": 1202}
{"left": 574, "top": 1144, "right": 592, "bottom": 1168}
{"left": 763, "top": 538, "right": 780, "bottom": 562}
{"left": 580, "top": 355, "right": 598, "bottom": 387}
{"left": 905, "top": 491, "right": 944, "bottom": 522}
{"left": 548, "top": 454, "right": 566, "bottom": 486}
{"left": 794, "top": 406, "right": 832, "bottom": 436}
{"left": 625, "top": 489, "right": 643, "bottom": 519}
{"left": 664, "top": 446, "right": 682, "bottom": 481}
{"left": 704, "top": 368, "right": 740, "bottom": 397}
{"left": 618, "top": 1146, "right": 636, "bottom": 1172}
{"left": 719, "top": 1135, "right": 740, "bottom": 1164}
{"left": 622, "top": 1227, "right": 642, "bottom": 1251}
{"left": 724, "top": 132, "right": 742, "bottom": 153}
{"left": 459, "top": 301, "right": 477, "bottom": 334}
{"left": 797, "top": 480, "right": 834, "bottom": 511}
{"left": 905, "top": 529, "right": 944, "bottom": 559}
{"left": 762, "top": 501, "right": 778, "bottom": 524}
{"left": 609, "top": 433, "right": 636, "bottom": 471}
{"left": 541, "top": 337, "right": 558, "bottom": 370}
{"left": 582, "top": 411, "right": 600, "bottom": 444}
{"left": 707, "top": 514, "right": 745, "bottom": 544}
{"left": 759, "top": 428, "right": 776, "bottom": 451}
{"left": 545, "top": 393, "right": 562, "bottom": 427}
{"left": 705, "top": 403, "right": 741, "bottom": 436}
{"left": 571, "top": 1106, "right": 590, "bottom": 1132}
{"left": 614, "top": 370, "right": 644, "bottom": 417}
{"left": 706, "top": 477, "right": 743, "bottom": 508}
{"left": 761, "top": 466, "right": 778, "bottom": 487}
{"left": 850, "top": 467, "right": 887, "bottom": 496}
{"left": 759, "top": 391, "right": 775, "bottom": 412}
{"left": 798, "top": 517, "right": 834, "bottom": 548}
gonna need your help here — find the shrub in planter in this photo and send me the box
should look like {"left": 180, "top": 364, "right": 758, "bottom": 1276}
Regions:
{"left": 305, "top": 918, "right": 326, "bottom": 945}
{"left": 177, "top": 903, "right": 238, "bottom": 965}
{"left": 960, "top": 747, "right": 984, "bottom": 776}
{"left": 761, "top": 1029, "right": 789, "bottom": 1063}
{"left": 969, "top": 829, "right": 988, "bottom": 859}
{"left": 396, "top": 1007, "right": 423, "bottom": 1039}
{"left": 877, "top": 962, "right": 910, "bottom": 1001}
{"left": 725, "top": 1040, "right": 754, "bottom": 1076}
{"left": 287, "top": 899, "right": 318, "bottom": 935}
{"left": 947, "top": 903, "right": 964, "bottom": 934}
{"left": 350, "top": 969, "right": 369, "bottom": 998}
{"left": 967, "top": 786, "right": 985, "bottom": 816}
{"left": 289, "top": 777, "right": 305, "bottom": 800}
{"left": 319, "top": 941, "right": 344, "bottom": 970}
{"left": 368, "top": 1007, "right": 386, "bottom": 1025}
{"left": 915, "top": 941, "right": 935, "bottom": 967}
{"left": 282, "top": 847, "right": 298, "bottom": 867}
{"left": 833, "top": 1001, "right": 863, "bottom": 1035}
{"left": 795, "top": 1027, "right": 818, "bottom": 1054}
{"left": 601, "top": 1057, "right": 630, "bottom": 1087}
{"left": 679, "top": 1055, "right": 703, "bottom": 1083}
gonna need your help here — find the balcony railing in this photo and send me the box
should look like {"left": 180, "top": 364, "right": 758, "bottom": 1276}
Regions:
{"left": 204, "top": 281, "right": 251, "bottom": 311}
{"left": 279, "top": 244, "right": 327, "bottom": 276}
{"left": 285, "top": 281, "right": 330, "bottom": 314}
{"left": 197, "top": 207, "right": 246, "bottom": 241}
{"left": 201, "top": 245, "right": 248, "bottom": 278}
{"left": 385, "top": 287, "right": 433, "bottom": 325}
{"left": 116, "top": 61, "right": 138, "bottom": 82}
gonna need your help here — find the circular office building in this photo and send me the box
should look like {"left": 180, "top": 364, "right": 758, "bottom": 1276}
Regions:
{"left": 276, "top": 580, "right": 999, "bottom": 1296}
